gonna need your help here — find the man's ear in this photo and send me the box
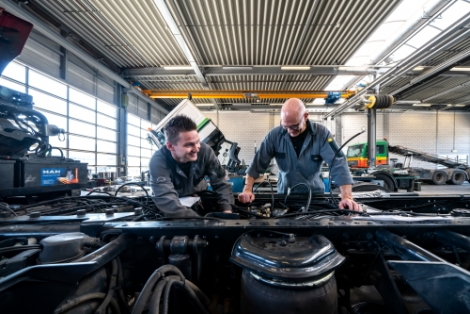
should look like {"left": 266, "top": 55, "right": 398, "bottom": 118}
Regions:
{"left": 166, "top": 141, "right": 175, "bottom": 151}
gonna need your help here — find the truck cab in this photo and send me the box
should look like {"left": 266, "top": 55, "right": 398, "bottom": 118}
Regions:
{"left": 347, "top": 140, "right": 389, "bottom": 168}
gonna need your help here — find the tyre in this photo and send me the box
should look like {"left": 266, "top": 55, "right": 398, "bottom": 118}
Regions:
{"left": 372, "top": 172, "right": 397, "bottom": 192}
{"left": 447, "top": 170, "right": 466, "bottom": 185}
{"left": 431, "top": 170, "right": 448, "bottom": 185}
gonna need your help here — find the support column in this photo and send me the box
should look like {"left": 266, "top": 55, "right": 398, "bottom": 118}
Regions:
{"left": 367, "top": 109, "right": 377, "bottom": 168}
{"left": 115, "top": 84, "right": 128, "bottom": 177}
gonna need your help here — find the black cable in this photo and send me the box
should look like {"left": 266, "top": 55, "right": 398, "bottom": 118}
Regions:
{"left": 0, "top": 244, "right": 41, "bottom": 254}
{"left": 45, "top": 146, "right": 65, "bottom": 159}
{"left": 131, "top": 265, "right": 185, "bottom": 314}
{"left": 18, "top": 195, "right": 146, "bottom": 211}
{"left": 115, "top": 258, "right": 130, "bottom": 313}
{"left": 95, "top": 259, "right": 119, "bottom": 314}
{"left": 328, "top": 129, "right": 366, "bottom": 205}
{"left": 253, "top": 180, "right": 275, "bottom": 210}
{"left": 132, "top": 213, "right": 158, "bottom": 221}
{"left": 53, "top": 293, "right": 120, "bottom": 314}
{"left": 162, "top": 278, "right": 178, "bottom": 314}
{"left": 0, "top": 203, "right": 18, "bottom": 216}
{"left": 86, "top": 189, "right": 115, "bottom": 197}
{"left": 231, "top": 204, "right": 268, "bottom": 219}
{"left": 283, "top": 182, "right": 312, "bottom": 212}
{"left": 148, "top": 280, "right": 167, "bottom": 314}
{"left": 161, "top": 279, "right": 210, "bottom": 314}
{"left": 115, "top": 183, "right": 150, "bottom": 205}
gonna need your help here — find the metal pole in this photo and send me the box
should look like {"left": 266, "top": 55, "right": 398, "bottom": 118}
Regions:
{"left": 367, "top": 109, "right": 377, "bottom": 168}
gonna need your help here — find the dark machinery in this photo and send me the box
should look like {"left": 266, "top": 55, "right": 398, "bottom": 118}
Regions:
{"left": 1, "top": 8, "right": 88, "bottom": 199}
{"left": 2, "top": 192, "right": 470, "bottom": 314}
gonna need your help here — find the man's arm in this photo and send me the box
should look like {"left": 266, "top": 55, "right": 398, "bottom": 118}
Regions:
{"left": 204, "top": 148, "right": 234, "bottom": 212}
{"left": 238, "top": 174, "right": 256, "bottom": 203}
{"left": 238, "top": 130, "right": 277, "bottom": 203}
{"left": 338, "top": 184, "right": 362, "bottom": 211}
{"left": 149, "top": 155, "right": 199, "bottom": 217}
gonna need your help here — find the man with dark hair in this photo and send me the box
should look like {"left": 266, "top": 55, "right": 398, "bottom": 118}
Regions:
{"left": 238, "top": 98, "right": 362, "bottom": 211}
{"left": 149, "top": 115, "right": 234, "bottom": 217}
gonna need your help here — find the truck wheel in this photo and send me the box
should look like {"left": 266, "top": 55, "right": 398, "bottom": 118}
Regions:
{"left": 448, "top": 170, "right": 466, "bottom": 185}
{"left": 373, "top": 172, "right": 397, "bottom": 192}
{"left": 431, "top": 170, "right": 448, "bottom": 185}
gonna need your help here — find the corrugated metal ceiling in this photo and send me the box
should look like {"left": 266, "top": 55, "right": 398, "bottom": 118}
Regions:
{"left": 16, "top": 0, "right": 470, "bottom": 111}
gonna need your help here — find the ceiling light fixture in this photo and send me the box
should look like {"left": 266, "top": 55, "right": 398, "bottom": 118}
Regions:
{"left": 412, "top": 103, "right": 431, "bottom": 107}
{"left": 281, "top": 66, "right": 311, "bottom": 70}
{"left": 449, "top": 67, "right": 470, "bottom": 72}
{"left": 454, "top": 104, "right": 466, "bottom": 107}
{"left": 413, "top": 66, "right": 425, "bottom": 71}
{"left": 163, "top": 66, "right": 194, "bottom": 70}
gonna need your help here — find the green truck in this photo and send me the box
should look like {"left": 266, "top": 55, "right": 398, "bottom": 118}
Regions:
{"left": 347, "top": 141, "right": 469, "bottom": 191}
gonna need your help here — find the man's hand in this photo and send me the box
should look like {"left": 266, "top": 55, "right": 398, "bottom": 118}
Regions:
{"left": 238, "top": 191, "right": 255, "bottom": 203}
{"left": 238, "top": 175, "right": 256, "bottom": 203}
{"left": 223, "top": 209, "right": 233, "bottom": 213}
{"left": 338, "top": 197, "right": 362, "bottom": 212}
{"left": 339, "top": 184, "right": 362, "bottom": 212}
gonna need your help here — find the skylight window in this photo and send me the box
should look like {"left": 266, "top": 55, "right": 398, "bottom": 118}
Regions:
{"left": 431, "top": 1, "right": 470, "bottom": 30}
{"left": 325, "top": 0, "right": 464, "bottom": 91}
{"left": 406, "top": 26, "right": 441, "bottom": 49}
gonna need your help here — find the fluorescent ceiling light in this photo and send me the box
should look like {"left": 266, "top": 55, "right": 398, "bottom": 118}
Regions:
{"left": 454, "top": 104, "right": 466, "bottom": 107}
{"left": 222, "top": 66, "right": 253, "bottom": 70}
{"left": 413, "top": 66, "right": 425, "bottom": 71}
{"left": 163, "top": 66, "right": 193, "bottom": 70}
{"left": 450, "top": 67, "right": 470, "bottom": 72}
{"left": 281, "top": 66, "right": 311, "bottom": 70}
{"left": 412, "top": 103, "right": 431, "bottom": 107}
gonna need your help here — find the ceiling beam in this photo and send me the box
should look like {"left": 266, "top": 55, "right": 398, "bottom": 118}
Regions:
{"left": 141, "top": 91, "right": 356, "bottom": 99}
{"left": 123, "top": 66, "right": 470, "bottom": 79}
{"left": 390, "top": 47, "right": 470, "bottom": 96}
{"left": 123, "top": 65, "right": 379, "bottom": 77}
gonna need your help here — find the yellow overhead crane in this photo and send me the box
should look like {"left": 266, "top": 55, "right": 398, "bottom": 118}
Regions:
{"left": 141, "top": 91, "right": 357, "bottom": 99}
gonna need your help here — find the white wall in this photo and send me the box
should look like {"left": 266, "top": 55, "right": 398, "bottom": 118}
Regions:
{"left": 205, "top": 110, "right": 470, "bottom": 169}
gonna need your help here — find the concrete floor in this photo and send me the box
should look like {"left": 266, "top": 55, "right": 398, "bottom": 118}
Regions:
{"left": 409, "top": 182, "right": 470, "bottom": 196}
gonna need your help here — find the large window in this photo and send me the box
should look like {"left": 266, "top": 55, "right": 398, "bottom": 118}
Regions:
{"left": 127, "top": 113, "right": 158, "bottom": 178}
{"left": 1, "top": 62, "right": 118, "bottom": 178}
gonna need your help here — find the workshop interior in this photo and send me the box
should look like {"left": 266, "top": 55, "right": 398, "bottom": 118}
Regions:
{"left": 1, "top": 1, "right": 470, "bottom": 314}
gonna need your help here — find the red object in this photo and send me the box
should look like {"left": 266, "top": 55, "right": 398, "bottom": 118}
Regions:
{"left": 94, "top": 178, "right": 107, "bottom": 186}
{"left": 0, "top": 8, "right": 33, "bottom": 75}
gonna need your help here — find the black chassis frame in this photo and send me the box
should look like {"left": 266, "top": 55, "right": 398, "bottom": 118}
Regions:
{"left": 2, "top": 194, "right": 470, "bottom": 314}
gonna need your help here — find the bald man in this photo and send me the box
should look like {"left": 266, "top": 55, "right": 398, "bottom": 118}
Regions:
{"left": 238, "top": 98, "right": 362, "bottom": 211}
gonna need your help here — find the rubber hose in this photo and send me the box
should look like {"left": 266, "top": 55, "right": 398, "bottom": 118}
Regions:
{"left": 54, "top": 293, "right": 120, "bottom": 314}
{"left": 116, "top": 258, "right": 130, "bottom": 313}
{"left": 131, "top": 265, "right": 185, "bottom": 314}
{"left": 161, "top": 279, "right": 210, "bottom": 314}
{"left": 162, "top": 279, "right": 178, "bottom": 314}
{"left": 148, "top": 280, "right": 167, "bottom": 314}
{"left": 95, "top": 259, "right": 118, "bottom": 314}
{"left": 185, "top": 280, "right": 211, "bottom": 306}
